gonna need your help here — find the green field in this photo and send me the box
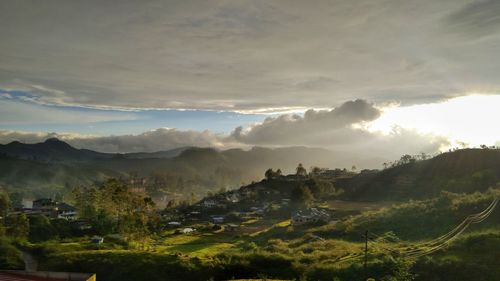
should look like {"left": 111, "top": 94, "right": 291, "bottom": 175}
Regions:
{"left": 3, "top": 187, "right": 499, "bottom": 281}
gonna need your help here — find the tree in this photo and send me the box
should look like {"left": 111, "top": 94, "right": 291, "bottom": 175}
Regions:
{"left": 296, "top": 163, "right": 307, "bottom": 177}
{"left": 5, "top": 213, "right": 29, "bottom": 239}
{"left": 265, "top": 168, "right": 275, "bottom": 180}
{"left": 72, "top": 186, "right": 99, "bottom": 220}
{"left": 398, "top": 154, "right": 414, "bottom": 165}
{"left": 0, "top": 239, "right": 23, "bottom": 269}
{"left": 72, "top": 178, "right": 159, "bottom": 240}
{"left": 291, "top": 185, "right": 314, "bottom": 207}
{"left": 0, "top": 192, "right": 11, "bottom": 218}
{"left": 419, "top": 152, "right": 428, "bottom": 160}
{"left": 97, "top": 179, "right": 158, "bottom": 239}
{"left": 265, "top": 168, "right": 283, "bottom": 179}
{"left": 310, "top": 166, "right": 322, "bottom": 177}
{"left": 28, "top": 215, "right": 57, "bottom": 242}
{"left": 381, "top": 259, "right": 416, "bottom": 281}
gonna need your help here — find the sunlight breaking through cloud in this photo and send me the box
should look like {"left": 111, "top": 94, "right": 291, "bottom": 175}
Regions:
{"left": 365, "top": 94, "right": 500, "bottom": 148}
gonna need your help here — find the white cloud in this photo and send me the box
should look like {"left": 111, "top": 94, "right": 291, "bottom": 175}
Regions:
{"left": 69, "top": 128, "right": 231, "bottom": 153}
{"left": 0, "top": 130, "right": 94, "bottom": 144}
{"left": 228, "top": 99, "right": 450, "bottom": 161}
{"left": 366, "top": 94, "right": 500, "bottom": 147}
{"left": 0, "top": 99, "right": 139, "bottom": 125}
{"left": 2, "top": 97, "right": 498, "bottom": 167}
{"left": 230, "top": 99, "right": 381, "bottom": 145}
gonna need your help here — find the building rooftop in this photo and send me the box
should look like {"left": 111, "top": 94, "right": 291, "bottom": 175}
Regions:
{"left": 0, "top": 271, "right": 95, "bottom": 281}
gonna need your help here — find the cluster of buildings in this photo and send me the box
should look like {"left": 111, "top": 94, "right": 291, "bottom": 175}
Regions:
{"left": 14, "top": 198, "right": 77, "bottom": 220}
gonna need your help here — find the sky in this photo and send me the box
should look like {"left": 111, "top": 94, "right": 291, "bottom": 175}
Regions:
{"left": 0, "top": 0, "right": 499, "bottom": 166}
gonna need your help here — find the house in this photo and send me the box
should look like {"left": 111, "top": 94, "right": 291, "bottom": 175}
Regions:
{"left": 31, "top": 199, "right": 78, "bottom": 219}
{"left": 32, "top": 198, "right": 57, "bottom": 210}
{"left": 225, "top": 193, "right": 240, "bottom": 203}
{"left": 291, "top": 208, "right": 331, "bottom": 226}
{"left": 316, "top": 168, "right": 355, "bottom": 179}
{"left": 210, "top": 215, "right": 225, "bottom": 224}
{"left": 0, "top": 270, "right": 95, "bottom": 281}
{"left": 167, "top": 221, "right": 181, "bottom": 227}
{"left": 55, "top": 203, "right": 77, "bottom": 220}
{"left": 21, "top": 198, "right": 34, "bottom": 209}
{"left": 91, "top": 236, "right": 104, "bottom": 245}
{"left": 201, "top": 199, "right": 217, "bottom": 208}
{"left": 181, "top": 227, "right": 195, "bottom": 234}
{"left": 234, "top": 211, "right": 252, "bottom": 217}
{"left": 75, "top": 220, "right": 92, "bottom": 230}
{"left": 225, "top": 223, "right": 240, "bottom": 232}
{"left": 284, "top": 174, "right": 307, "bottom": 181}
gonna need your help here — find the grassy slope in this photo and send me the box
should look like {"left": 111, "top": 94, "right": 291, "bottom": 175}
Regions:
{"left": 34, "top": 188, "right": 500, "bottom": 281}
{"left": 337, "top": 149, "right": 500, "bottom": 200}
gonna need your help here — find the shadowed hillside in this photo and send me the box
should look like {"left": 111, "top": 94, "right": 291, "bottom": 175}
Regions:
{"left": 337, "top": 149, "right": 500, "bottom": 200}
{"left": 0, "top": 139, "right": 347, "bottom": 196}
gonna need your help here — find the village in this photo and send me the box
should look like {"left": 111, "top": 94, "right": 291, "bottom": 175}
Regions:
{"left": 8, "top": 165, "right": 372, "bottom": 244}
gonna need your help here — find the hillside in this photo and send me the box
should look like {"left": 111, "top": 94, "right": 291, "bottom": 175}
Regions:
{"left": 0, "top": 154, "right": 121, "bottom": 195}
{"left": 28, "top": 187, "right": 500, "bottom": 281}
{"left": 194, "top": 148, "right": 500, "bottom": 207}
{"left": 0, "top": 138, "right": 188, "bottom": 162}
{"left": 0, "top": 138, "right": 112, "bottom": 162}
{"left": 3, "top": 140, "right": 499, "bottom": 201}
{"left": 0, "top": 139, "right": 345, "bottom": 197}
{"left": 337, "top": 148, "right": 500, "bottom": 200}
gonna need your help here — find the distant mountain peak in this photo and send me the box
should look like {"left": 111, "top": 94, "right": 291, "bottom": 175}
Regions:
{"left": 42, "top": 137, "right": 74, "bottom": 149}
{"left": 7, "top": 140, "right": 22, "bottom": 145}
{"left": 44, "top": 137, "right": 64, "bottom": 143}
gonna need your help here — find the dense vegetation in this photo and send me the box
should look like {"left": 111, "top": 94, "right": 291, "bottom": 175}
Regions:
{"left": 1, "top": 147, "right": 500, "bottom": 280}
{"left": 2, "top": 185, "right": 499, "bottom": 280}
{"left": 337, "top": 148, "right": 500, "bottom": 200}
{"left": 0, "top": 139, "right": 346, "bottom": 202}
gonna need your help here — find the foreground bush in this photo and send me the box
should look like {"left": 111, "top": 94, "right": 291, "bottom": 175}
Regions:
{"left": 0, "top": 238, "right": 24, "bottom": 269}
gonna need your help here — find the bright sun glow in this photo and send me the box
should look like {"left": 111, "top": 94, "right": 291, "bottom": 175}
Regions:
{"left": 366, "top": 94, "right": 500, "bottom": 148}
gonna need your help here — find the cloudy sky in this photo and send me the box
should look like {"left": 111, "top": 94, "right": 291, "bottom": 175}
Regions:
{"left": 0, "top": 0, "right": 499, "bottom": 166}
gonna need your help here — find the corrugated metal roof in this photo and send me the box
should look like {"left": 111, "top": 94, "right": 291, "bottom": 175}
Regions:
{"left": 0, "top": 271, "right": 94, "bottom": 281}
{"left": 0, "top": 272, "right": 65, "bottom": 281}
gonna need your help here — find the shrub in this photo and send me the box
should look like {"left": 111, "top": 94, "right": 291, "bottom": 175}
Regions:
{"left": 0, "top": 238, "right": 23, "bottom": 269}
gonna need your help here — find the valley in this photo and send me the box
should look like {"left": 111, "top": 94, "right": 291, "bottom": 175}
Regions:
{"left": 1, "top": 141, "right": 499, "bottom": 280}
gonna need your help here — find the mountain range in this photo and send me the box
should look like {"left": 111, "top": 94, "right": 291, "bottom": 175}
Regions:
{"left": 2, "top": 138, "right": 498, "bottom": 201}
{"left": 0, "top": 138, "right": 347, "bottom": 194}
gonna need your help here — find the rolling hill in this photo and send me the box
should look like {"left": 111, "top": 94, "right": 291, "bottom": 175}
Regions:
{"left": 0, "top": 139, "right": 344, "bottom": 195}
{"left": 337, "top": 148, "right": 500, "bottom": 200}
{"left": 2, "top": 139, "right": 499, "bottom": 201}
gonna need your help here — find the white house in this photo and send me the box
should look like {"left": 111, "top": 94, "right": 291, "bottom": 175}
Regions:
{"left": 201, "top": 199, "right": 217, "bottom": 208}
{"left": 291, "top": 208, "right": 331, "bottom": 226}
{"left": 210, "top": 215, "right": 225, "bottom": 224}
{"left": 181, "top": 227, "right": 195, "bottom": 234}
